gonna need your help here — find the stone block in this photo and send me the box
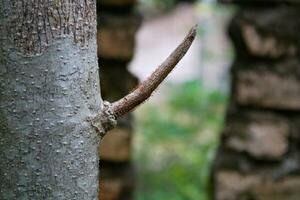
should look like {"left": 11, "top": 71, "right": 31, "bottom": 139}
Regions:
{"left": 215, "top": 171, "right": 300, "bottom": 200}
{"left": 100, "top": 127, "right": 132, "bottom": 162}
{"left": 213, "top": 4, "right": 300, "bottom": 200}
{"left": 229, "top": 7, "right": 300, "bottom": 59}
{"left": 253, "top": 177, "right": 300, "bottom": 200}
{"left": 215, "top": 171, "right": 260, "bottom": 200}
{"left": 223, "top": 110, "right": 290, "bottom": 159}
{"left": 234, "top": 59, "right": 300, "bottom": 110}
{"left": 100, "top": 163, "right": 135, "bottom": 200}
{"left": 214, "top": 142, "right": 300, "bottom": 176}
{"left": 100, "top": 179, "right": 123, "bottom": 200}
{"left": 97, "top": 12, "right": 140, "bottom": 61}
{"left": 241, "top": 23, "right": 296, "bottom": 58}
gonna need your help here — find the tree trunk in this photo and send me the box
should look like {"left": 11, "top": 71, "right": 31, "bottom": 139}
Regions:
{"left": 0, "top": 1, "right": 196, "bottom": 199}
{"left": 0, "top": 1, "right": 102, "bottom": 199}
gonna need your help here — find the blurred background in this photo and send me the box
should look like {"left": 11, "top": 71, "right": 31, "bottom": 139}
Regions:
{"left": 97, "top": 0, "right": 300, "bottom": 200}
{"left": 130, "top": 1, "right": 232, "bottom": 200}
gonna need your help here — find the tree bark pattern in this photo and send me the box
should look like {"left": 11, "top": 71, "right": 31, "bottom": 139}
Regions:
{"left": 0, "top": 1, "right": 102, "bottom": 199}
{"left": 2, "top": 0, "right": 96, "bottom": 56}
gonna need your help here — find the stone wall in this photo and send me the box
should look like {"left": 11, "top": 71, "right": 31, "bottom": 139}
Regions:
{"left": 96, "top": 1, "right": 141, "bottom": 199}
{"left": 213, "top": 1, "right": 300, "bottom": 200}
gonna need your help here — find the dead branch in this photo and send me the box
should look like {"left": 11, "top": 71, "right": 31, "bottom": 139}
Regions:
{"left": 111, "top": 25, "right": 197, "bottom": 118}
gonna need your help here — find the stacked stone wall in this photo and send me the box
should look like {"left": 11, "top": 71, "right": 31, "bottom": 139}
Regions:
{"left": 96, "top": 1, "right": 141, "bottom": 199}
{"left": 213, "top": 1, "right": 300, "bottom": 199}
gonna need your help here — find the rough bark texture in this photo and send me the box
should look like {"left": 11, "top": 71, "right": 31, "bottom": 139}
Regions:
{"left": 0, "top": 1, "right": 102, "bottom": 199}
{"left": 213, "top": 1, "right": 300, "bottom": 200}
{"left": 0, "top": 1, "right": 195, "bottom": 199}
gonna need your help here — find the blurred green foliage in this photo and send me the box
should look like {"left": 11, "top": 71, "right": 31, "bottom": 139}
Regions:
{"left": 133, "top": 80, "right": 228, "bottom": 200}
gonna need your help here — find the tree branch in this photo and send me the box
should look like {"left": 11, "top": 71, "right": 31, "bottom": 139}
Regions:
{"left": 111, "top": 25, "right": 197, "bottom": 118}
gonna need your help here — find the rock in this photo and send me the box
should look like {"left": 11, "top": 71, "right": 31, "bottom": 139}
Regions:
{"left": 213, "top": 4, "right": 300, "bottom": 200}
{"left": 100, "top": 163, "right": 136, "bottom": 200}
{"left": 253, "top": 176, "right": 300, "bottom": 200}
{"left": 99, "top": 179, "right": 123, "bottom": 200}
{"left": 100, "top": 127, "right": 132, "bottom": 162}
{"left": 215, "top": 171, "right": 261, "bottom": 200}
{"left": 223, "top": 111, "right": 289, "bottom": 159}
{"left": 234, "top": 59, "right": 300, "bottom": 110}
{"left": 97, "top": 12, "right": 140, "bottom": 61}
{"left": 241, "top": 23, "right": 296, "bottom": 58}
{"left": 229, "top": 7, "right": 300, "bottom": 59}
{"left": 215, "top": 171, "right": 300, "bottom": 200}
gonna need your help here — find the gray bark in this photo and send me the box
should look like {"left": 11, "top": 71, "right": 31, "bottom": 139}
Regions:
{"left": 0, "top": 0, "right": 196, "bottom": 199}
{"left": 0, "top": 1, "right": 103, "bottom": 199}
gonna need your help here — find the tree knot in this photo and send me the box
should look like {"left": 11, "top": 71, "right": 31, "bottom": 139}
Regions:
{"left": 90, "top": 101, "right": 117, "bottom": 137}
